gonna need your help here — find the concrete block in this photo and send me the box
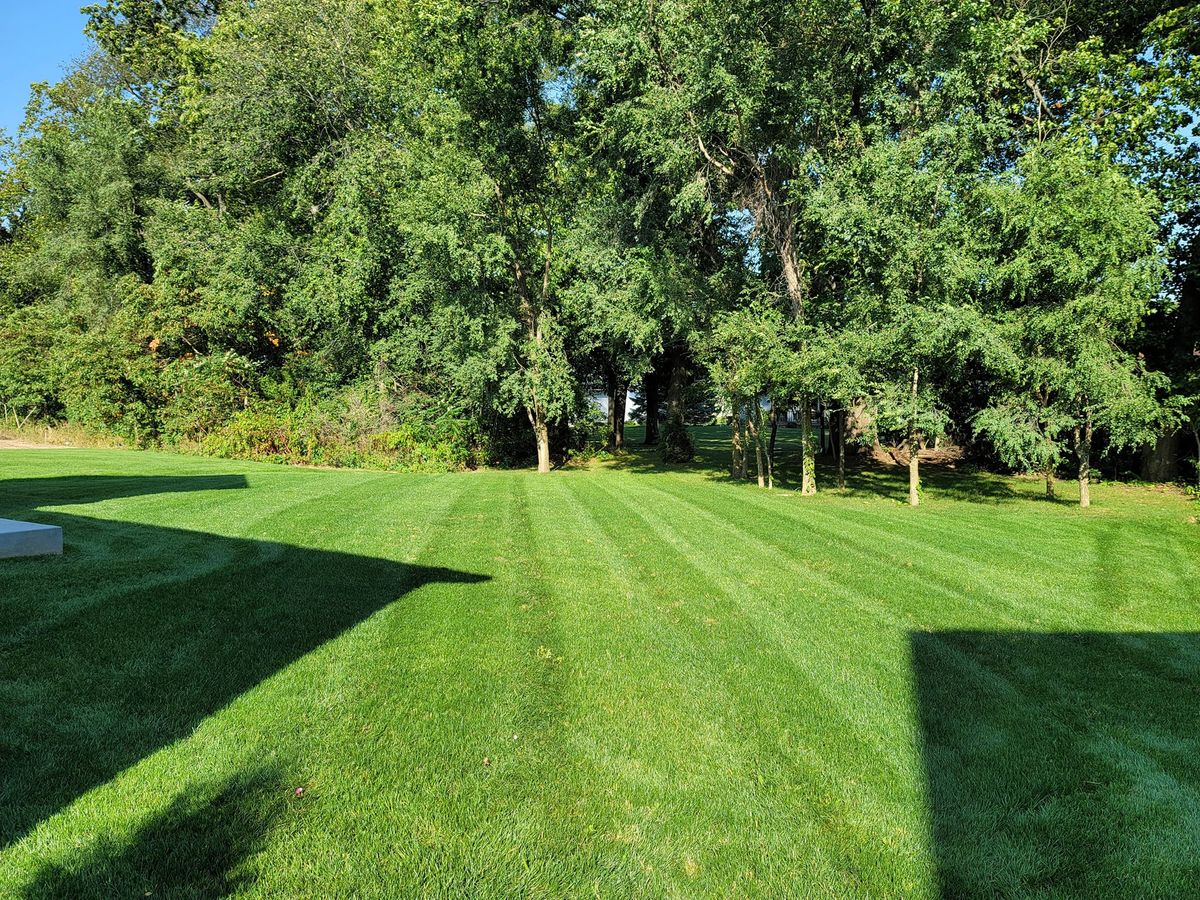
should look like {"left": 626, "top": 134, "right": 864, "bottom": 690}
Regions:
{"left": 0, "top": 519, "right": 63, "bottom": 559}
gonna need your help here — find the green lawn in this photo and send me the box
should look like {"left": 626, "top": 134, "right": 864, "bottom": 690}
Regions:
{"left": 2, "top": 428, "right": 1198, "bottom": 898}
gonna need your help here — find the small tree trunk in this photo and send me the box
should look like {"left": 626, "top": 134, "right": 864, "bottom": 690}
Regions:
{"left": 817, "top": 399, "right": 826, "bottom": 453}
{"left": 908, "top": 366, "right": 920, "bottom": 507}
{"left": 799, "top": 396, "right": 817, "bottom": 495}
{"left": 908, "top": 442, "right": 920, "bottom": 507}
{"left": 1044, "top": 468, "right": 1055, "bottom": 500}
{"left": 737, "top": 409, "right": 749, "bottom": 479}
{"left": 1193, "top": 426, "right": 1200, "bottom": 491}
{"left": 1077, "top": 412, "right": 1093, "bottom": 509}
{"left": 614, "top": 381, "right": 627, "bottom": 450}
{"left": 769, "top": 400, "right": 779, "bottom": 461}
{"left": 747, "top": 409, "right": 765, "bottom": 488}
{"left": 759, "top": 402, "right": 773, "bottom": 489}
{"left": 512, "top": 251, "right": 553, "bottom": 474}
{"left": 643, "top": 372, "right": 660, "bottom": 445}
{"left": 836, "top": 407, "right": 846, "bottom": 492}
{"left": 730, "top": 409, "right": 742, "bottom": 477}
{"left": 605, "top": 367, "right": 617, "bottom": 450}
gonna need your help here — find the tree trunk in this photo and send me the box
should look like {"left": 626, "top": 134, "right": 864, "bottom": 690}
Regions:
{"left": 510, "top": 241, "right": 553, "bottom": 475}
{"left": 769, "top": 400, "right": 779, "bottom": 461}
{"left": 533, "top": 410, "right": 551, "bottom": 474}
{"left": 551, "top": 415, "right": 572, "bottom": 466}
{"left": 605, "top": 366, "right": 617, "bottom": 450}
{"left": 799, "top": 396, "right": 817, "bottom": 495}
{"left": 614, "top": 380, "right": 627, "bottom": 450}
{"left": 836, "top": 407, "right": 846, "bottom": 493}
{"left": 1044, "top": 468, "right": 1055, "bottom": 500}
{"left": 817, "top": 398, "right": 826, "bottom": 453}
{"left": 758, "top": 401, "right": 773, "bottom": 489}
{"left": 908, "top": 439, "right": 920, "bottom": 507}
{"left": 780, "top": 230, "right": 815, "bottom": 494}
{"left": 747, "top": 409, "right": 765, "bottom": 488}
{"left": 1140, "top": 432, "right": 1178, "bottom": 482}
{"left": 643, "top": 371, "right": 660, "bottom": 445}
{"left": 730, "top": 410, "right": 743, "bottom": 478}
{"left": 1077, "top": 411, "right": 1093, "bottom": 509}
{"left": 737, "top": 408, "right": 749, "bottom": 478}
{"left": 734, "top": 410, "right": 744, "bottom": 480}
{"left": 661, "top": 350, "right": 693, "bottom": 462}
{"left": 779, "top": 232, "right": 806, "bottom": 320}
{"left": 1193, "top": 426, "right": 1200, "bottom": 492}
{"left": 908, "top": 366, "right": 920, "bottom": 507}
{"left": 665, "top": 354, "right": 686, "bottom": 425}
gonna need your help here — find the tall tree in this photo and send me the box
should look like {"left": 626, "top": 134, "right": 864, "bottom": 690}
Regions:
{"left": 581, "top": 0, "right": 877, "bottom": 490}
{"left": 973, "top": 143, "right": 1168, "bottom": 507}
{"left": 394, "top": 0, "right": 581, "bottom": 472}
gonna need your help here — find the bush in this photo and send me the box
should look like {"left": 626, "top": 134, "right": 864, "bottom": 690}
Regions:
{"left": 661, "top": 414, "right": 694, "bottom": 462}
{"left": 477, "top": 411, "right": 537, "bottom": 467}
{"left": 56, "top": 328, "right": 161, "bottom": 446}
{"left": 200, "top": 397, "right": 485, "bottom": 473}
{"left": 0, "top": 307, "right": 61, "bottom": 424}
{"left": 159, "top": 352, "right": 258, "bottom": 443}
{"left": 200, "top": 407, "right": 318, "bottom": 464}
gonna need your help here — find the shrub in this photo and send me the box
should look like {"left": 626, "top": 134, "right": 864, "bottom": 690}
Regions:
{"left": 200, "top": 397, "right": 484, "bottom": 472}
{"left": 661, "top": 413, "right": 694, "bottom": 462}
{"left": 159, "top": 352, "right": 258, "bottom": 443}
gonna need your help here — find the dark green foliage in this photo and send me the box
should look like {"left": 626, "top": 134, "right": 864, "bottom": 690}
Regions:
{"left": 0, "top": 0, "right": 1195, "bottom": 479}
{"left": 0, "top": 307, "right": 60, "bottom": 423}
{"left": 199, "top": 392, "right": 487, "bottom": 472}
{"left": 660, "top": 413, "right": 694, "bottom": 462}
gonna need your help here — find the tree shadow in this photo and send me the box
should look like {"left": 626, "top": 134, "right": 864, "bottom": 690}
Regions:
{"left": 1, "top": 474, "right": 252, "bottom": 514}
{"left": 911, "top": 630, "right": 1200, "bottom": 897}
{"left": 833, "top": 463, "right": 1022, "bottom": 504}
{"left": 603, "top": 425, "right": 1025, "bottom": 502}
{"left": 23, "top": 764, "right": 285, "bottom": 899}
{"left": 0, "top": 475, "right": 489, "bottom": 850}
{"left": 609, "top": 443, "right": 1022, "bottom": 503}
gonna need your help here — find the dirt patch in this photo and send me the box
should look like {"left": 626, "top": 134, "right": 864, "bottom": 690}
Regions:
{"left": 0, "top": 437, "right": 74, "bottom": 450}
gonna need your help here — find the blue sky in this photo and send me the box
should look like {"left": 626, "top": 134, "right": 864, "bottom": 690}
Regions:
{"left": 0, "top": 2, "right": 91, "bottom": 141}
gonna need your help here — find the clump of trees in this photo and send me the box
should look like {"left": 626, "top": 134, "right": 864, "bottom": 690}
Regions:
{"left": 1, "top": 0, "right": 1196, "bottom": 504}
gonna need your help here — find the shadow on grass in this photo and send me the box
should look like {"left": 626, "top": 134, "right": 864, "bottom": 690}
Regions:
{"left": 608, "top": 425, "right": 1022, "bottom": 503}
{"left": 0, "top": 473, "right": 252, "bottom": 512}
{"left": 0, "top": 475, "right": 488, "bottom": 852}
{"left": 24, "top": 764, "right": 285, "bottom": 899}
{"left": 911, "top": 630, "right": 1200, "bottom": 897}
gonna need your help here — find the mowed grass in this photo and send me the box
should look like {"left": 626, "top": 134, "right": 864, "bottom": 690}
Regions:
{"left": 1, "top": 427, "right": 1198, "bottom": 898}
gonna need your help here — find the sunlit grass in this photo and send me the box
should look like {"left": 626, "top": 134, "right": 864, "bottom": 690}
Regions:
{"left": 1, "top": 431, "right": 1197, "bottom": 897}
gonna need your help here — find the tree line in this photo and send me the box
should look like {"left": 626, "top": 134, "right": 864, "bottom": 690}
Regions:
{"left": 0, "top": 0, "right": 1197, "bottom": 504}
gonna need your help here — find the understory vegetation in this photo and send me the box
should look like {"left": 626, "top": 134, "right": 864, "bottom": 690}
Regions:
{"left": 0, "top": 0, "right": 1197, "bottom": 496}
{"left": 1, "top": 436, "right": 1197, "bottom": 897}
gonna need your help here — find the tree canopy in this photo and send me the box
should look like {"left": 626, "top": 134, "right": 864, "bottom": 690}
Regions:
{"left": 1, "top": 0, "right": 1197, "bottom": 503}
